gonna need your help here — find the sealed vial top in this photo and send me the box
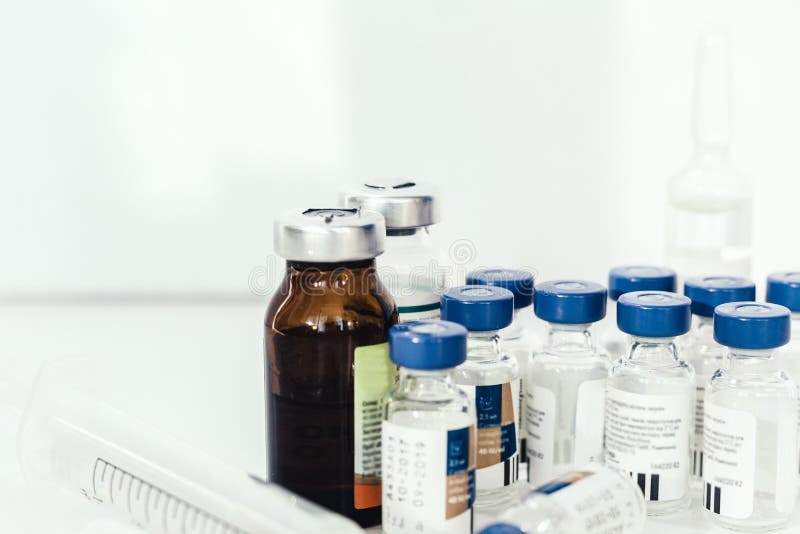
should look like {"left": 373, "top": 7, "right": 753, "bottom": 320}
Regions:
{"left": 683, "top": 276, "right": 755, "bottom": 317}
{"left": 441, "top": 285, "right": 514, "bottom": 332}
{"left": 389, "top": 320, "right": 467, "bottom": 370}
{"left": 766, "top": 272, "right": 800, "bottom": 312}
{"left": 534, "top": 280, "right": 607, "bottom": 324}
{"left": 273, "top": 208, "right": 385, "bottom": 262}
{"left": 466, "top": 269, "right": 535, "bottom": 309}
{"left": 608, "top": 265, "right": 676, "bottom": 301}
{"left": 341, "top": 180, "right": 439, "bottom": 229}
{"left": 617, "top": 291, "right": 692, "bottom": 338}
{"left": 714, "top": 302, "right": 791, "bottom": 350}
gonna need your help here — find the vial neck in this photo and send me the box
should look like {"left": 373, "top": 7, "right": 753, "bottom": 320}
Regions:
{"left": 467, "top": 330, "right": 503, "bottom": 361}
{"left": 727, "top": 348, "right": 776, "bottom": 374}
{"left": 545, "top": 323, "right": 595, "bottom": 353}
{"left": 695, "top": 316, "right": 715, "bottom": 341}
{"left": 627, "top": 336, "right": 679, "bottom": 364}
{"left": 397, "top": 367, "right": 457, "bottom": 394}
{"left": 386, "top": 226, "right": 431, "bottom": 238}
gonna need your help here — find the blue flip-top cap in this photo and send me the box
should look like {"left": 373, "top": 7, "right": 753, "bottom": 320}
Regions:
{"left": 534, "top": 280, "right": 607, "bottom": 324}
{"left": 608, "top": 265, "right": 677, "bottom": 301}
{"left": 441, "top": 285, "right": 514, "bottom": 331}
{"left": 766, "top": 272, "right": 800, "bottom": 312}
{"left": 389, "top": 320, "right": 468, "bottom": 370}
{"left": 684, "top": 276, "right": 756, "bottom": 318}
{"left": 475, "top": 524, "right": 524, "bottom": 534}
{"left": 714, "top": 302, "right": 791, "bottom": 350}
{"left": 466, "top": 269, "right": 535, "bottom": 309}
{"left": 617, "top": 291, "right": 692, "bottom": 337}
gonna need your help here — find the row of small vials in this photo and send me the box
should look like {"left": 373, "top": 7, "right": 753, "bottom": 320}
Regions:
{"left": 263, "top": 181, "right": 800, "bottom": 534}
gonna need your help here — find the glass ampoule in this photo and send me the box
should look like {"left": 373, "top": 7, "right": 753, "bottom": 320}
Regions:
{"left": 526, "top": 280, "right": 608, "bottom": 487}
{"left": 475, "top": 464, "right": 646, "bottom": 534}
{"left": 442, "top": 285, "right": 521, "bottom": 508}
{"left": 467, "top": 268, "right": 538, "bottom": 469}
{"left": 342, "top": 180, "right": 448, "bottom": 322}
{"left": 600, "top": 266, "right": 676, "bottom": 360}
{"left": 665, "top": 30, "right": 752, "bottom": 279}
{"left": 383, "top": 320, "right": 475, "bottom": 534}
{"left": 605, "top": 291, "right": 694, "bottom": 515}
{"left": 703, "top": 302, "right": 798, "bottom": 531}
{"left": 682, "top": 276, "right": 755, "bottom": 481}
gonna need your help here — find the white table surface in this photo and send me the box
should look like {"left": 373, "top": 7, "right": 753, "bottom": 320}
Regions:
{"left": 0, "top": 302, "right": 797, "bottom": 534}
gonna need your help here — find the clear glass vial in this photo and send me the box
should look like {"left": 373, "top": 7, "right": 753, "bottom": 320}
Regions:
{"left": 342, "top": 180, "right": 448, "bottom": 322}
{"left": 703, "top": 302, "right": 798, "bottom": 531}
{"left": 600, "top": 266, "right": 676, "bottom": 360}
{"left": 605, "top": 291, "right": 694, "bottom": 516}
{"left": 682, "top": 276, "right": 755, "bottom": 481}
{"left": 475, "top": 464, "right": 646, "bottom": 534}
{"left": 467, "top": 268, "right": 538, "bottom": 467}
{"left": 383, "top": 320, "right": 476, "bottom": 534}
{"left": 767, "top": 272, "right": 800, "bottom": 384}
{"left": 441, "top": 285, "right": 521, "bottom": 508}
{"left": 526, "top": 280, "right": 608, "bottom": 486}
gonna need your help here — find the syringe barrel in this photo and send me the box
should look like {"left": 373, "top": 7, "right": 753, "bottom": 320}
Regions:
{"left": 18, "top": 363, "right": 363, "bottom": 534}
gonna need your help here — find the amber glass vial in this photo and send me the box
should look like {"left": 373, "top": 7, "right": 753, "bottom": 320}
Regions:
{"left": 265, "top": 208, "right": 397, "bottom": 527}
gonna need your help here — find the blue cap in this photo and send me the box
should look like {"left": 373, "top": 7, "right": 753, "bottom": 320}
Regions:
{"left": 617, "top": 291, "right": 692, "bottom": 337}
{"left": 534, "top": 280, "right": 607, "bottom": 324}
{"left": 608, "top": 265, "right": 677, "bottom": 301}
{"left": 714, "top": 302, "right": 791, "bottom": 350}
{"left": 389, "top": 321, "right": 468, "bottom": 370}
{"left": 684, "top": 276, "right": 756, "bottom": 318}
{"left": 475, "top": 524, "right": 524, "bottom": 534}
{"left": 466, "top": 269, "right": 535, "bottom": 309}
{"left": 441, "top": 285, "right": 514, "bottom": 331}
{"left": 766, "top": 272, "right": 800, "bottom": 312}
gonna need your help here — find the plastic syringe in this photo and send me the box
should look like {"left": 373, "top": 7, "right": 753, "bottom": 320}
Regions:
{"left": 17, "top": 361, "right": 364, "bottom": 534}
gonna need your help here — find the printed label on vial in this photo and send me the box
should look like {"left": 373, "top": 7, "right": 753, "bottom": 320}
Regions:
{"left": 702, "top": 402, "right": 756, "bottom": 519}
{"left": 605, "top": 387, "right": 691, "bottom": 502}
{"left": 774, "top": 400, "right": 798, "bottom": 512}
{"left": 463, "top": 380, "right": 520, "bottom": 490}
{"left": 382, "top": 422, "right": 475, "bottom": 534}
{"left": 354, "top": 342, "right": 397, "bottom": 509}
{"left": 573, "top": 379, "right": 606, "bottom": 466}
{"left": 526, "top": 384, "right": 555, "bottom": 485}
{"left": 692, "top": 385, "right": 705, "bottom": 478}
{"left": 397, "top": 301, "right": 441, "bottom": 322}
{"left": 531, "top": 469, "right": 646, "bottom": 534}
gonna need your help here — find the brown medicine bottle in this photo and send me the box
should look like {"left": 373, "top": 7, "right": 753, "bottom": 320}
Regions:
{"left": 265, "top": 208, "right": 398, "bottom": 527}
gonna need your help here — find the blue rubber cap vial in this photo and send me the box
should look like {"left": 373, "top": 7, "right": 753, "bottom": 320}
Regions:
{"left": 713, "top": 302, "right": 791, "bottom": 350}
{"left": 440, "top": 285, "right": 514, "bottom": 332}
{"left": 617, "top": 291, "right": 692, "bottom": 337}
{"left": 608, "top": 266, "right": 677, "bottom": 301}
{"left": 683, "top": 276, "right": 756, "bottom": 318}
{"left": 389, "top": 320, "right": 468, "bottom": 370}
{"left": 475, "top": 524, "right": 524, "bottom": 534}
{"left": 533, "top": 280, "right": 607, "bottom": 324}
{"left": 466, "top": 269, "right": 535, "bottom": 309}
{"left": 766, "top": 272, "right": 800, "bottom": 312}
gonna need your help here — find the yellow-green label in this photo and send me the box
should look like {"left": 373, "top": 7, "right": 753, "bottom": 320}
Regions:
{"left": 354, "top": 342, "right": 396, "bottom": 509}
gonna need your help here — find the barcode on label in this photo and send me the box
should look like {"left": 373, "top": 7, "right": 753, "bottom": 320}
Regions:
{"left": 629, "top": 472, "right": 661, "bottom": 501}
{"left": 503, "top": 455, "right": 519, "bottom": 486}
{"left": 692, "top": 449, "right": 704, "bottom": 478}
{"left": 704, "top": 482, "right": 722, "bottom": 514}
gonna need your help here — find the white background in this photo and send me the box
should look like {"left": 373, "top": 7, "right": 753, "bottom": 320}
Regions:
{"left": 1, "top": 1, "right": 800, "bottom": 533}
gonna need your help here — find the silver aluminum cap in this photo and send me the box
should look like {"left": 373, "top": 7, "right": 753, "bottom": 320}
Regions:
{"left": 274, "top": 208, "right": 385, "bottom": 262}
{"left": 340, "top": 180, "right": 440, "bottom": 229}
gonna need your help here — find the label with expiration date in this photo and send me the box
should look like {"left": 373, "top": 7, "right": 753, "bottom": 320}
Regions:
{"left": 604, "top": 387, "right": 692, "bottom": 502}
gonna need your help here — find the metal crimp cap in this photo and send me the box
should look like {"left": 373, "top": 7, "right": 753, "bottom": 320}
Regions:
{"left": 340, "top": 180, "right": 440, "bottom": 229}
{"left": 273, "top": 208, "right": 386, "bottom": 262}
